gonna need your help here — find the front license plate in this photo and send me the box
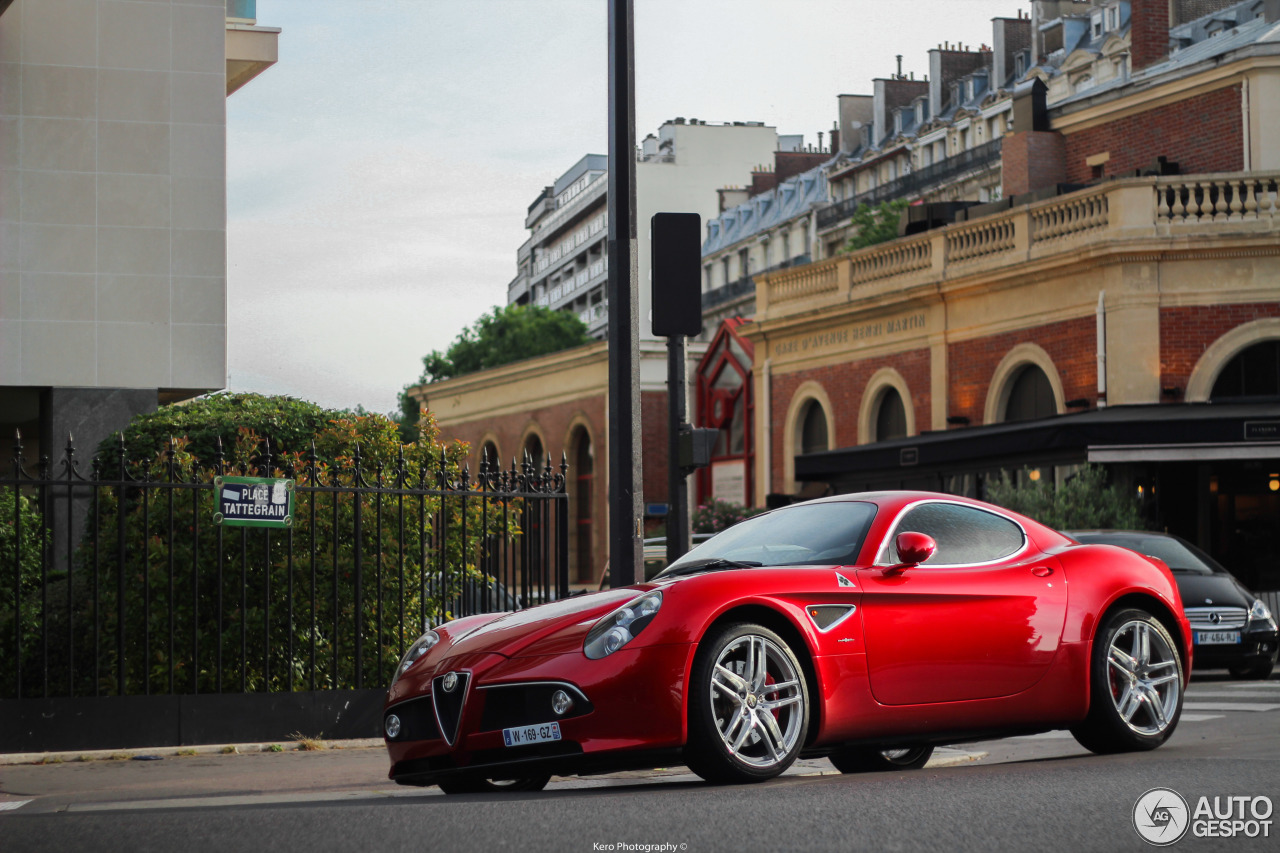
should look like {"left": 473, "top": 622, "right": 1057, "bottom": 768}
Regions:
{"left": 502, "top": 722, "right": 561, "bottom": 747}
{"left": 1195, "top": 630, "right": 1241, "bottom": 645}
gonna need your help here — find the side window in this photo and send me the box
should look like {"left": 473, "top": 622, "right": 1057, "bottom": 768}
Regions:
{"left": 886, "top": 503, "right": 1024, "bottom": 565}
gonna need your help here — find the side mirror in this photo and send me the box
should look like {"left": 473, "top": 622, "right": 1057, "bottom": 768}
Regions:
{"left": 892, "top": 531, "right": 937, "bottom": 569}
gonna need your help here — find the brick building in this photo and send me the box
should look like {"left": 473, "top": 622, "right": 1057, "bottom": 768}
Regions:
{"left": 747, "top": 0, "right": 1280, "bottom": 590}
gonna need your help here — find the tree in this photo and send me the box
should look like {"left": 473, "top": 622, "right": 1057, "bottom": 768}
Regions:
{"left": 984, "top": 464, "right": 1147, "bottom": 531}
{"left": 415, "top": 304, "right": 592, "bottom": 384}
{"left": 842, "top": 199, "right": 909, "bottom": 252}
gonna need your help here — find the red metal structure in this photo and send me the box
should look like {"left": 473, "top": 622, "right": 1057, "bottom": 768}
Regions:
{"left": 695, "top": 319, "right": 755, "bottom": 508}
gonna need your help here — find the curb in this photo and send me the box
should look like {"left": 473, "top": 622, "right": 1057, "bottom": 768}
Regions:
{"left": 0, "top": 738, "right": 385, "bottom": 767}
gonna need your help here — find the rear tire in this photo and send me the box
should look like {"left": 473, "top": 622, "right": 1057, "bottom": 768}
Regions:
{"left": 1070, "top": 608, "right": 1183, "bottom": 754}
{"left": 437, "top": 775, "right": 551, "bottom": 795}
{"left": 829, "top": 745, "right": 934, "bottom": 773}
{"left": 684, "top": 622, "right": 809, "bottom": 784}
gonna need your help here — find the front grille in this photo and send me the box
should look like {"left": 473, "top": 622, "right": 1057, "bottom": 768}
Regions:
{"left": 385, "top": 695, "right": 441, "bottom": 742}
{"left": 479, "top": 683, "right": 593, "bottom": 731}
{"left": 433, "top": 671, "right": 471, "bottom": 745}
{"left": 1185, "top": 606, "right": 1248, "bottom": 629}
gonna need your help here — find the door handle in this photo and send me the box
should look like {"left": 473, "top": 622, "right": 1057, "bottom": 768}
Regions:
{"left": 1032, "top": 566, "right": 1054, "bottom": 577}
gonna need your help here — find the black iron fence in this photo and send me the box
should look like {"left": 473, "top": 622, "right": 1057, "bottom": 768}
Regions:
{"left": 1, "top": 433, "right": 569, "bottom": 703}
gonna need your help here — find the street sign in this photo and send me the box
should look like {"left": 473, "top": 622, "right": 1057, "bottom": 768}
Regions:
{"left": 213, "top": 475, "right": 294, "bottom": 528}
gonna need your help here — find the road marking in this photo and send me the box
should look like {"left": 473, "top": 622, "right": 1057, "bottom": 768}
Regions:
{"left": 0, "top": 800, "right": 32, "bottom": 812}
{"left": 1184, "top": 691, "right": 1280, "bottom": 699}
{"left": 1223, "top": 681, "right": 1280, "bottom": 688}
{"left": 1182, "top": 702, "right": 1280, "bottom": 712}
{"left": 66, "top": 788, "right": 427, "bottom": 813}
{"left": 1180, "top": 713, "right": 1226, "bottom": 722}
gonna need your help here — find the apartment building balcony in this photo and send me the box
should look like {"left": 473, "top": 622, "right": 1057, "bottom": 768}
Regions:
{"left": 759, "top": 172, "right": 1280, "bottom": 322}
{"left": 508, "top": 272, "right": 530, "bottom": 305}
{"left": 226, "top": 0, "right": 280, "bottom": 95}
{"left": 816, "top": 139, "right": 1003, "bottom": 230}
{"left": 531, "top": 176, "right": 608, "bottom": 243}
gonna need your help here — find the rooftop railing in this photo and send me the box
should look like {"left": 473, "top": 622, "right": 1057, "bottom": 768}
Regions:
{"left": 817, "top": 138, "right": 1003, "bottom": 230}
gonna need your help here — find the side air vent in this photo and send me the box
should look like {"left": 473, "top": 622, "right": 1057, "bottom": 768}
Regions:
{"left": 805, "top": 604, "right": 857, "bottom": 632}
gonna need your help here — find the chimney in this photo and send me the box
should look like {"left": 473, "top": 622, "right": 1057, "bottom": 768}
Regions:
{"left": 829, "top": 121, "right": 839, "bottom": 155}
{"left": 992, "top": 16, "right": 1032, "bottom": 86}
{"left": 837, "top": 94, "right": 874, "bottom": 154}
{"left": 1130, "top": 0, "right": 1170, "bottom": 72}
{"left": 1001, "top": 79, "right": 1065, "bottom": 196}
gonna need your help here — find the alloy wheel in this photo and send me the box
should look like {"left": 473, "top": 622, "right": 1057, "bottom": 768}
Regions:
{"left": 708, "top": 634, "right": 805, "bottom": 769}
{"left": 1106, "top": 619, "right": 1181, "bottom": 736}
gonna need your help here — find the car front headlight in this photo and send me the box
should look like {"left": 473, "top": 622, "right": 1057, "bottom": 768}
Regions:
{"left": 391, "top": 630, "right": 440, "bottom": 688}
{"left": 1249, "top": 599, "right": 1276, "bottom": 627}
{"left": 584, "top": 591, "right": 662, "bottom": 660}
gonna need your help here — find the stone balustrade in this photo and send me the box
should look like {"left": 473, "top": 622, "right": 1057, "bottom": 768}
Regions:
{"left": 755, "top": 172, "right": 1280, "bottom": 320}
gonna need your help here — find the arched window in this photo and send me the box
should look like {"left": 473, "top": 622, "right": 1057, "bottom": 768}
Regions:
{"left": 1003, "top": 365, "right": 1056, "bottom": 422}
{"left": 874, "top": 388, "right": 908, "bottom": 442}
{"left": 798, "top": 400, "right": 830, "bottom": 455}
{"left": 480, "top": 441, "right": 499, "bottom": 471}
{"left": 1211, "top": 340, "right": 1280, "bottom": 400}
{"left": 523, "top": 433, "right": 545, "bottom": 473}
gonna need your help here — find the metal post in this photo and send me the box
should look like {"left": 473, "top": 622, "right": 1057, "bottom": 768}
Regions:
{"left": 607, "top": 0, "right": 642, "bottom": 587}
{"left": 666, "top": 336, "right": 690, "bottom": 566}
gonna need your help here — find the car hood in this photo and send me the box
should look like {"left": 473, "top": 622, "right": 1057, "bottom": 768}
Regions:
{"left": 445, "top": 586, "right": 648, "bottom": 658}
{"left": 1174, "top": 573, "right": 1252, "bottom": 609}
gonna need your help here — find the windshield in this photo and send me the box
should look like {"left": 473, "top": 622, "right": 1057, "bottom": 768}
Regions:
{"left": 659, "top": 501, "right": 877, "bottom": 576}
{"left": 1070, "top": 533, "right": 1221, "bottom": 575}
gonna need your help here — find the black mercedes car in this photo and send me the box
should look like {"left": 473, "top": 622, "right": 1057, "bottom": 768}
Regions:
{"left": 1067, "top": 530, "right": 1278, "bottom": 679}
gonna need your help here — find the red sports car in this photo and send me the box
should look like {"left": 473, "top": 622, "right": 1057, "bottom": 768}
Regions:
{"left": 383, "top": 492, "right": 1191, "bottom": 792}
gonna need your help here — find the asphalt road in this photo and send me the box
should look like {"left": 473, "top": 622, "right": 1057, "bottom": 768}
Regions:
{"left": 2, "top": 670, "right": 1276, "bottom": 853}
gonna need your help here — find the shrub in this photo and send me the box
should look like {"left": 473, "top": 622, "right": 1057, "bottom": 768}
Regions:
{"left": 692, "top": 499, "right": 764, "bottom": 535}
{"left": 984, "top": 464, "right": 1146, "bottom": 531}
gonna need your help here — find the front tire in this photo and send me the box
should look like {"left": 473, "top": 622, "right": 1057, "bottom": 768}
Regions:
{"left": 684, "top": 622, "right": 809, "bottom": 784}
{"left": 1070, "top": 608, "right": 1183, "bottom": 754}
{"left": 1228, "top": 657, "right": 1275, "bottom": 680}
{"left": 829, "top": 745, "right": 934, "bottom": 773}
{"left": 437, "top": 776, "right": 551, "bottom": 795}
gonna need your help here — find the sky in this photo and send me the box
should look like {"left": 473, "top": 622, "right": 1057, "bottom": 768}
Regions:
{"left": 226, "top": 0, "right": 1022, "bottom": 415}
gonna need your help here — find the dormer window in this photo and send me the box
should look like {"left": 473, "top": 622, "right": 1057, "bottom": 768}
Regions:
{"left": 894, "top": 110, "right": 903, "bottom": 135}
{"left": 1015, "top": 50, "right": 1028, "bottom": 78}
{"left": 1106, "top": 4, "right": 1121, "bottom": 31}
{"left": 1091, "top": 11, "right": 1104, "bottom": 39}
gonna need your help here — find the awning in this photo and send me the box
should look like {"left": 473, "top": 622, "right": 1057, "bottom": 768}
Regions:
{"left": 794, "top": 402, "right": 1280, "bottom": 482}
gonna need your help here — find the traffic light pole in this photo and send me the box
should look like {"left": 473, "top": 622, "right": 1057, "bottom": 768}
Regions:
{"left": 607, "top": 0, "right": 642, "bottom": 587}
{"left": 666, "top": 334, "right": 690, "bottom": 566}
